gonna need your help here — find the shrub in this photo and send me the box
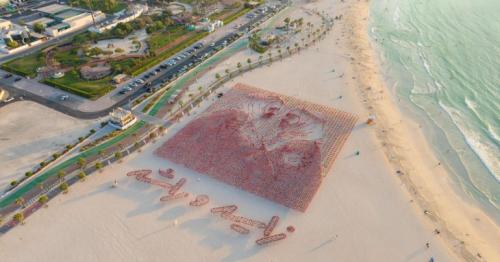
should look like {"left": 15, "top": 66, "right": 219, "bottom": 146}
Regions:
{"left": 10, "top": 180, "right": 17, "bottom": 186}
{"left": 25, "top": 171, "right": 33, "bottom": 177}
{"left": 59, "top": 182, "right": 69, "bottom": 191}
{"left": 13, "top": 213, "right": 24, "bottom": 223}
{"left": 78, "top": 171, "right": 86, "bottom": 180}
{"left": 38, "top": 195, "right": 49, "bottom": 204}
{"left": 114, "top": 151, "right": 122, "bottom": 159}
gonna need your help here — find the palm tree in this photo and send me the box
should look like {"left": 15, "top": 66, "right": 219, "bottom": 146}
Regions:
{"left": 13, "top": 213, "right": 24, "bottom": 224}
{"left": 215, "top": 73, "right": 221, "bottom": 80}
{"left": 268, "top": 52, "right": 272, "bottom": 62}
{"left": 286, "top": 46, "right": 291, "bottom": 54}
{"left": 77, "top": 157, "right": 86, "bottom": 168}
{"left": 224, "top": 68, "right": 230, "bottom": 77}
{"left": 247, "top": 58, "right": 252, "bottom": 69}
{"left": 98, "top": 149, "right": 105, "bottom": 159}
{"left": 198, "top": 86, "right": 203, "bottom": 94}
{"left": 37, "top": 182, "right": 45, "bottom": 192}
{"left": 237, "top": 62, "right": 242, "bottom": 72}
{"left": 114, "top": 151, "right": 122, "bottom": 160}
{"left": 278, "top": 49, "right": 282, "bottom": 59}
{"left": 38, "top": 195, "right": 49, "bottom": 206}
{"left": 59, "top": 182, "right": 69, "bottom": 193}
{"left": 15, "top": 197, "right": 25, "bottom": 208}
{"left": 258, "top": 55, "right": 263, "bottom": 64}
{"left": 57, "top": 170, "right": 66, "bottom": 182}
{"left": 78, "top": 171, "right": 86, "bottom": 181}
{"left": 95, "top": 162, "right": 103, "bottom": 171}
{"left": 294, "top": 42, "right": 299, "bottom": 51}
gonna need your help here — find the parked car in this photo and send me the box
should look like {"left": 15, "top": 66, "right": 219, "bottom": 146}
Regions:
{"left": 14, "top": 77, "right": 22, "bottom": 82}
{"left": 4, "top": 73, "right": 12, "bottom": 79}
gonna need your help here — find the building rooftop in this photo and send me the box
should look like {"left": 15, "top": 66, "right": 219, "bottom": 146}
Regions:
{"left": 36, "top": 4, "right": 71, "bottom": 15}
{"left": 55, "top": 9, "right": 84, "bottom": 20}
{"left": 110, "top": 108, "right": 133, "bottom": 120}
{"left": 25, "top": 17, "right": 55, "bottom": 27}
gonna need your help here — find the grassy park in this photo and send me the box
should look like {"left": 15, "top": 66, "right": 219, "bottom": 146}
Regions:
{"left": 0, "top": 53, "right": 45, "bottom": 78}
{"left": 43, "top": 70, "right": 114, "bottom": 100}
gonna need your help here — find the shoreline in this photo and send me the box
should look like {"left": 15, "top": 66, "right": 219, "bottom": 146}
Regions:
{"left": 344, "top": 0, "right": 500, "bottom": 260}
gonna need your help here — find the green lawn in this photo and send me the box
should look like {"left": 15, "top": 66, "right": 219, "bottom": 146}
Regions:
{"left": 0, "top": 53, "right": 45, "bottom": 78}
{"left": 131, "top": 31, "right": 209, "bottom": 76}
{"left": 43, "top": 70, "right": 114, "bottom": 100}
{"left": 223, "top": 7, "right": 253, "bottom": 25}
{"left": 54, "top": 49, "right": 89, "bottom": 67}
{"left": 70, "top": 0, "right": 127, "bottom": 14}
{"left": 146, "top": 26, "right": 189, "bottom": 52}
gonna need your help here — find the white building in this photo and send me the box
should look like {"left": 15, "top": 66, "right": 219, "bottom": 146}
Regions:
{"left": 36, "top": 4, "right": 105, "bottom": 37}
{"left": 109, "top": 108, "right": 137, "bottom": 130}
{"left": 89, "top": 5, "right": 148, "bottom": 34}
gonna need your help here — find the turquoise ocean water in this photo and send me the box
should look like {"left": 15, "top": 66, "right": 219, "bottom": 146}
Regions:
{"left": 369, "top": 0, "right": 499, "bottom": 221}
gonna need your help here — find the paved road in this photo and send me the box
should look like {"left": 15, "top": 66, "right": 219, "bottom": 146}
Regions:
{"left": 0, "top": 4, "right": 281, "bottom": 119}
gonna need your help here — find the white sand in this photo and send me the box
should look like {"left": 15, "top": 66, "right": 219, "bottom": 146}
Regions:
{"left": 0, "top": 101, "right": 96, "bottom": 193}
{"left": 1, "top": 0, "right": 498, "bottom": 261}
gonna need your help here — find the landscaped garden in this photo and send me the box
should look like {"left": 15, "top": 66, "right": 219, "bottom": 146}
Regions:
{"left": 68, "top": 0, "right": 127, "bottom": 14}
{"left": 0, "top": 1, "right": 257, "bottom": 99}
{"left": 43, "top": 70, "right": 115, "bottom": 99}
{"left": 0, "top": 53, "right": 45, "bottom": 78}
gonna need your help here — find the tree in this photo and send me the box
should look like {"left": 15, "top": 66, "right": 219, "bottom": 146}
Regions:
{"left": 15, "top": 197, "right": 25, "bottom": 208}
{"left": 13, "top": 213, "right": 24, "bottom": 224}
{"left": 286, "top": 46, "right": 291, "bottom": 54}
{"left": 215, "top": 73, "right": 221, "bottom": 80}
{"left": 5, "top": 39, "right": 19, "bottom": 49}
{"left": 225, "top": 68, "right": 230, "bottom": 77}
{"left": 237, "top": 62, "right": 242, "bottom": 72}
{"left": 59, "top": 182, "right": 69, "bottom": 192}
{"left": 57, "top": 170, "right": 66, "bottom": 182}
{"left": 98, "top": 149, "right": 105, "bottom": 159}
{"left": 268, "top": 52, "right": 272, "bottom": 62}
{"left": 10, "top": 180, "right": 17, "bottom": 186}
{"left": 25, "top": 171, "right": 33, "bottom": 178}
{"left": 115, "top": 48, "right": 125, "bottom": 53}
{"left": 77, "top": 157, "right": 86, "bottom": 168}
{"left": 198, "top": 86, "right": 203, "bottom": 94}
{"left": 247, "top": 58, "right": 252, "bottom": 68}
{"left": 38, "top": 195, "right": 49, "bottom": 206}
{"left": 95, "top": 162, "right": 103, "bottom": 170}
{"left": 258, "top": 55, "right": 263, "bottom": 64}
{"left": 78, "top": 171, "right": 86, "bottom": 181}
{"left": 33, "top": 22, "right": 45, "bottom": 33}
{"left": 114, "top": 151, "right": 122, "bottom": 160}
{"left": 284, "top": 17, "right": 291, "bottom": 28}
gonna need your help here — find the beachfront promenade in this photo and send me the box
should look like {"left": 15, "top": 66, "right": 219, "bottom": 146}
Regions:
{"left": 0, "top": 9, "right": 333, "bottom": 233}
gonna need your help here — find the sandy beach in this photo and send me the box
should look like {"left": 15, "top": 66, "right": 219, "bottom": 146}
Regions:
{"left": 0, "top": 101, "right": 96, "bottom": 193}
{"left": 0, "top": 0, "right": 497, "bottom": 261}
